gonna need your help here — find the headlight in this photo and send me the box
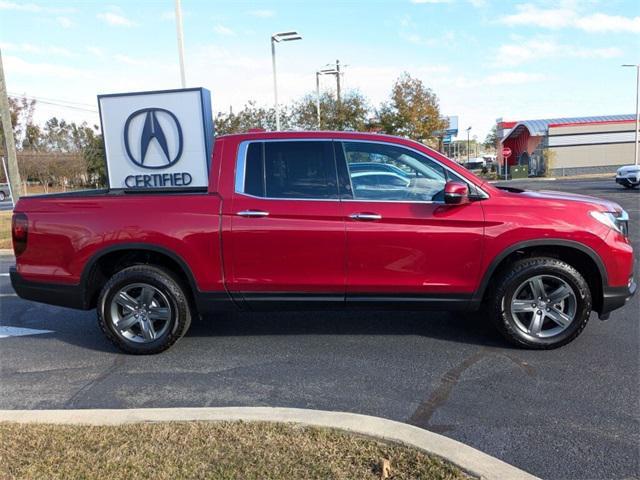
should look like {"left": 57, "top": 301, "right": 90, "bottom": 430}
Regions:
{"left": 590, "top": 210, "right": 629, "bottom": 236}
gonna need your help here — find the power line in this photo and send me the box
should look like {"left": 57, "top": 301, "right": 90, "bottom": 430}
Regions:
{"left": 7, "top": 92, "right": 98, "bottom": 113}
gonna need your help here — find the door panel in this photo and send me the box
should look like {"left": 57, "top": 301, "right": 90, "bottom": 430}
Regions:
{"left": 224, "top": 140, "right": 346, "bottom": 298}
{"left": 344, "top": 200, "right": 485, "bottom": 294}
{"left": 227, "top": 196, "right": 345, "bottom": 293}
{"left": 337, "top": 140, "right": 486, "bottom": 297}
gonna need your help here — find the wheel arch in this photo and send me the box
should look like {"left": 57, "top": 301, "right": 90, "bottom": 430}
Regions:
{"left": 475, "top": 239, "right": 607, "bottom": 313}
{"left": 81, "top": 243, "right": 198, "bottom": 310}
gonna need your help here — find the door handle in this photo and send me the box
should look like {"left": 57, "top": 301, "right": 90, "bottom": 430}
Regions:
{"left": 349, "top": 213, "right": 382, "bottom": 221}
{"left": 237, "top": 210, "right": 269, "bottom": 218}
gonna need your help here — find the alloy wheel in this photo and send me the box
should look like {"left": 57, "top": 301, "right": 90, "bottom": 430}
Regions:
{"left": 109, "top": 283, "right": 172, "bottom": 343}
{"left": 510, "top": 274, "right": 577, "bottom": 338}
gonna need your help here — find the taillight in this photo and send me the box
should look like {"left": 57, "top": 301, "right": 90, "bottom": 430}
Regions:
{"left": 12, "top": 213, "right": 28, "bottom": 256}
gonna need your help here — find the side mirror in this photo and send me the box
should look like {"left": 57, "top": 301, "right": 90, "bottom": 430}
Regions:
{"left": 444, "top": 181, "right": 470, "bottom": 205}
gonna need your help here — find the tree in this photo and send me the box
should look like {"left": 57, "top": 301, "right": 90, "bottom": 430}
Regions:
{"left": 377, "top": 73, "right": 447, "bottom": 144}
{"left": 292, "top": 90, "right": 371, "bottom": 131}
{"left": 0, "top": 96, "right": 37, "bottom": 151}
{"left": 82, "top": 126, "right": 106, "bottom": 186}
{"left": 214, "top": 101, "right": 294, "bottom": 135}
{"left": 484, "top": 125, "right": 498, "bottom": 151}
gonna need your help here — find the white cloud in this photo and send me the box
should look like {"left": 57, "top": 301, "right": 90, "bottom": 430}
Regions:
{"left": 248, "top": 9, "right": 275, "bottom": 18}
{"left": 411, "top": 0, "right": 453, "bottom": 3}
{"left": 3, "top": 55, "right": 92, "bottom": 80}
{"left": 113, "top": 54, "right": 149, "bottom": 66}
{"left": 0, "top": 1, "right": 75, "bottom": 13}
{"left": 56, "top": 16, "right": 73, "bottom": 28}
{"left": 450, "top": 71, "right": 547, "bottom": 88}
{"left": 97, "top": 11, "right": 137, "bottom": 27}
{"left": 399, "top": 15, "right": 456, "bottom": 47}
{"left": 160, "top": 10, "right": 175, "bottom": 21}
{"left": 213, "top": 24, "right": 235, "bottom": 36}
{"left": 497, "top": 38, "right": 623, "bottom": 66}
{"left": 48, "top": 46, "right": 74, "bottom": 57}
{"left": 499, "top": 3, "right": 640, "bottom": 34}
{"left": 499, "top": 4, "right": 574, "bottom": 28}
{"left": 575, "top": 13, "right": 640, "bottom": 33}
{"left": 0, "top": 42, "right": 75, "bottom": 57}
{"left": 483, "top": 71, "right": 547, "bottom": 85}
{"left": 86, "top": 46, "right": 104, "bottom": 57}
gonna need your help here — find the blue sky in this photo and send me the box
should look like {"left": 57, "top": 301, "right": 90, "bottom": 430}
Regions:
{"left": 1, "top": 0, "right": 639, "bottom": 139}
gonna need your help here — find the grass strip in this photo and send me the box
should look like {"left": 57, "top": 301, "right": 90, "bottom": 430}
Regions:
{"left": 0, "top": 211, "right": 11, "bottom": 250}
{"left": 0, "top": 420, "right": 471, "bottom": 479}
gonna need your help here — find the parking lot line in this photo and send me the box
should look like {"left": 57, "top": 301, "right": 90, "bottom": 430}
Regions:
{"left": 0, "top": 326, "right": 54, "bottom": 338}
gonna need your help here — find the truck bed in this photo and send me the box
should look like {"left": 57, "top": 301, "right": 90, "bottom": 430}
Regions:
{"left": 13, "top": 190, "right": 224, "bottom": 292}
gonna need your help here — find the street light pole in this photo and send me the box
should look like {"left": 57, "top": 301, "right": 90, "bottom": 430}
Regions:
{"left": 466, "top": 126, "right": 471, "bottom": 163}
{"left": 174, "top": 0, "right": 186, "bottom": 88}
{"left": 315, "top": 71, "right": 321, "bottom": 129}
{"left": 622, "top": 64, "right": 640, "bottom": 166}
{"left": 335, "top": 59, "right": 341, "bottom": 106}
{"left": 271, "top": 31, "right": 302, "bottom": 131}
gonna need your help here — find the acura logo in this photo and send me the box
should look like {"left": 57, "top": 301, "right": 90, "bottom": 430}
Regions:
{"left": 123, "top": 108, "right": 183, "bottom": 169}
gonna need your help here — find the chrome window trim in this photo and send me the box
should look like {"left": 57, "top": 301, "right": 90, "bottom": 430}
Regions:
{"left": 234, "top": 138, "right": 489, "bottom": 202}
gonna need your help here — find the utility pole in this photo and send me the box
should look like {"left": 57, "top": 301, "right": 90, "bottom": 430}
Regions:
{"left": 315, "top": 71, "right": 321, "bottom": 129}
{"left": 335, "top": 59, "right": 341, "bottom": 106}
{"left": 466, "top": 126, "right": 472, "bottom": 163}
{"left": 315, "top": 67, "right": 339, "bottom": 129}
{"left": 320, "top": 60, "right": 343, "bottom": 106}
{"left": 622, "top": 64, "right": 640, "bottom": 165}
{"left": 0, "top": 48, "right": 21, "bottom": 202}
{"left": 174, "top": 0, "right": 186, "bottom": 88}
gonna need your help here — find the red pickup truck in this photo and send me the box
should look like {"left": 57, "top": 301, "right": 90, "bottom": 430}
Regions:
{"left": 10, "top": 131, "right": 635, "bottom": 354}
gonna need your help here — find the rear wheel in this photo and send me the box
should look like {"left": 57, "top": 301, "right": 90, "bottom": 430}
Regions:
{"left": 488, "top": 257, "right": 592, "bottom": 349}
{"left": 97, "top": 265, "right": 191, "bottom": 354}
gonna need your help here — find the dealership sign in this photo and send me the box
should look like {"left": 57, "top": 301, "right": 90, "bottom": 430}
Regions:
{"left": 98, "top": 88, "right": 213, "bottom": 189}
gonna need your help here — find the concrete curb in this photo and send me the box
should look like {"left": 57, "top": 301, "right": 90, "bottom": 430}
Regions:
{"left": 0, "top": 249, "right": 13, "bottom": 255}
{"left": 0, "top": 407, "right": 538, "bottom": 480}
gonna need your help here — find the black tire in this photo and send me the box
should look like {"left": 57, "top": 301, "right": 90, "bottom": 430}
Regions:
{"left": 97, "top": 265, "right": 192, "bottom": 354}
{"left": 487, "top": 257, "right": 592, "bottom": 349}
{"left": 0, "top": 192, "right": 5, "bottom": 201}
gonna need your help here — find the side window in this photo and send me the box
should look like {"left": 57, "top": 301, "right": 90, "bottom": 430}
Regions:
{"left": 241, "top": 141, "right": 337, "bottom": 199}
{"left": 244, "top": 142, "right": 264, "bottom": 197}
{"left": 342, "top": 142, "right": 448, "bottom": 202}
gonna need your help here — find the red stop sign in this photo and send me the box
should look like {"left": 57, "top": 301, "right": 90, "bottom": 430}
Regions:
{"left": 502, "top": 147, "right": 512, "bottom": 158}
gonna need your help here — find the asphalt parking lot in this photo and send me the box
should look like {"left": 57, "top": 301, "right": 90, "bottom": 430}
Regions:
{"left": 0, "top": 178, "right": 638, "bottom": 480}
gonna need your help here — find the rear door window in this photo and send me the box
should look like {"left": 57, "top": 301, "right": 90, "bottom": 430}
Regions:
{"left": 241, "top": 141, "right": 338, "bottom": 199}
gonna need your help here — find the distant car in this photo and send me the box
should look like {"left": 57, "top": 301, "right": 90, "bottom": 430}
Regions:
{"left": 351, "top": 171, "right": 412, "bottom": 200}
{"left": 0, "top": 184, "right": 10, "bottom": 202}
{"left": 348, "top": 162, "right": 410, "bottom": 178}
{"left": 616, "top": 165, "right": 640, "bottom": 189}
{"left": 464, "top": 158, "right": 486, "bottom": 170}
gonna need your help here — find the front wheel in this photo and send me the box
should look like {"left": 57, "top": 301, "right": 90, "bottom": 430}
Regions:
{"left": 97, "top": 265, "right": 192, "bottom": 354}
{"left": 488, "top": 257, "right": 592, "bottom": 349}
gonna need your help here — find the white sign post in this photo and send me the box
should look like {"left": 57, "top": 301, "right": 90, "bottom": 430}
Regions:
{"left": 98, "top": 88, "right": 213, "bottom": 190}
